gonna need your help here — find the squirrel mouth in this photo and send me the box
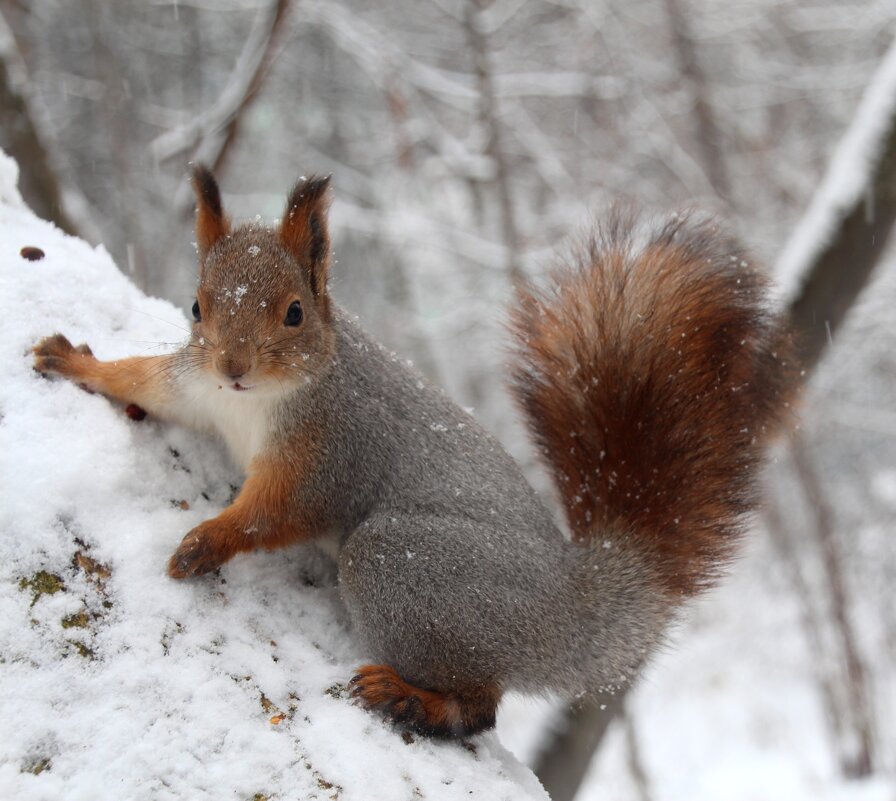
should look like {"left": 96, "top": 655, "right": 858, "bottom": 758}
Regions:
{"left": 231, "top": 382, "right": 253, "bottom": 392}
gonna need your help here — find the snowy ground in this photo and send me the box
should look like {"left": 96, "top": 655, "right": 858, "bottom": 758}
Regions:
{"left": 0, "top": 151, "right": 547, "bottom": 801}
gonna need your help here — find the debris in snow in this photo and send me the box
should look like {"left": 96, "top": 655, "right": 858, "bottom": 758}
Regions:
{"left": 124, "top": 403, "right": 147, "bottom": 421}
{"left": 20, "top": 245, "right": 44, "bottom": 261}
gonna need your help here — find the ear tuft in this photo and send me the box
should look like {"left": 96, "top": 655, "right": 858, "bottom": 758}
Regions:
{"left": 280, "top": 174, "right": 332, "bottom": 297}
{"left": 191, "top": 163, "right": 230, "bottom": 258}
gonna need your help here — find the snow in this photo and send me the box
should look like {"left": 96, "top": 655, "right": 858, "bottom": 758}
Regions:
{"left": 574, "top": 527, "right": 896, "bottom": 801}
{"left": 775, "top": 37, "right": 896, "bottom": 300}
{"left": 0, "top": 151, "right": 547, "bottom": 801}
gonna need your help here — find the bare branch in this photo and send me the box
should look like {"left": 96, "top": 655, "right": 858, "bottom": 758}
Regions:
{"left": 763, "top": 484, "right": 851, "bottom": 772}
{"left": 790, "top": 434, "right": 877, "bottom": 778}
{"left": 150, "top": 0, "right": 291, "bottom": 168}
{"left": 623, "top": 703, "right": 653, "bottom": 801}
{"left": 569, "top": 0, "right": 727, "bottom": 201}
{"left": 660, "top": 0, "right": 731, "bottom": 201}
{"left": 505, "top": 103, "right": 577, "bottom": 202}
{"left": 464, "top": 0, "right": 524, "bottom": 288}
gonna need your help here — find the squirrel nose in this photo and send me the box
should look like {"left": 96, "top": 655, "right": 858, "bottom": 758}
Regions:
{"left": 220, "top": 358, "right": 249, "bottom": 381}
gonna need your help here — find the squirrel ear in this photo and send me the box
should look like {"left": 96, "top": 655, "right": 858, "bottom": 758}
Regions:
{"left": 191, "top": 164, "right": 230, "bottom": 259}
{"left": 280, "top": 174, "right": 332, "bottom": 297}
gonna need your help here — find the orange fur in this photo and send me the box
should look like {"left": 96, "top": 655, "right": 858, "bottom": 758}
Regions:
{"left": 279, "top": 175, "right": 332, "bottom": 317}
{"left": 33, "top": 336, "right": 326, "bottom": 579}
{"left": 33, "top": 334, "right": 175, "bottom": 414}
{"left": 168, "top": 445, "right": 322, "bottom": 578}
{"left": 348, "top": 664, "right": 500, "bottom": 737}
{"left": 509, "top": 215, "right": 795, "bottom": 597}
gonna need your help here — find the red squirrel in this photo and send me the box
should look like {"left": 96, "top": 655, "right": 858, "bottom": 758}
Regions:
{"left": 33, "top": 167, "right": 794, "bottom": 737}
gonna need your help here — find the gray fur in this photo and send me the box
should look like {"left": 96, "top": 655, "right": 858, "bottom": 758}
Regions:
{"left": 278, "top": 310, "right": 671, "bottom": 696}
{"left": 35, "top": 184, "right": 680, "bottom": 704}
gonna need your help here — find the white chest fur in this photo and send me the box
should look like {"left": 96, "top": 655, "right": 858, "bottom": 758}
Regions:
{"left": 180, "top": 382, "right": 279, "bottom": 471}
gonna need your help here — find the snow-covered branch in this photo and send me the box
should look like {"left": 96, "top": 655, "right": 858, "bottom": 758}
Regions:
{"left": 778, "top": 35, "right": 896, "bottom": 368}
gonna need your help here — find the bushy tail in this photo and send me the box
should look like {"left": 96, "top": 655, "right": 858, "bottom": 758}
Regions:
{"left": 509, "top": 212, "right": 795, "bottom": 598}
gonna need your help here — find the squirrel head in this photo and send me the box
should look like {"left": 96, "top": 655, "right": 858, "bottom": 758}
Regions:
{"left": 188, "top": 164, "right": 336, "bottom": 394}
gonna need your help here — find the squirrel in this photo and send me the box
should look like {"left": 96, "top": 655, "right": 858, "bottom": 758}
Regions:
{"left": 33, "top": 166, "right": 794, "bottom": 738}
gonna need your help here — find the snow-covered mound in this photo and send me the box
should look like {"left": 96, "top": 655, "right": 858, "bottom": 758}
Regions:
{"left": 0, "top": 151, "right": 547, "bottom": 801}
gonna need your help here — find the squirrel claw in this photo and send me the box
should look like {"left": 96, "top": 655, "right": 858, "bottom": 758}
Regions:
{"left": 167, "top": 527, "right": 225, "bottom": 579}
{"left": 33, "top": 333, "right": 74, "bottom": 375}
{"left": 348, "top": 664, "right": 497, "bottom": 737}
{"left": 33, "top": 333, "right": 93, "bottom": 379}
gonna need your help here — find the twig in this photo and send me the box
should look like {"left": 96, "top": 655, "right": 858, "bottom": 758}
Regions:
{"left": 790, "top": 434, "right": 876, "bottom": 778}
{"left": 660, "top": 0, "right": 731, "bottom": 202}
{"left": 623, "top": 702, "right": 653, "bottom": 801}
{"left": 464, "top": 0, "right": 524, "bottom": 290}
{"left": 150, "top": 0, "right": 291, "bottom": 169}
{"left": 763, "top": 482, "right": 848, "bottom": 768}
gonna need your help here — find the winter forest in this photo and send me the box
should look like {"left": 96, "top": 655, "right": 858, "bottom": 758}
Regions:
{"left": 1, "top": 0, "right": 895, "bottom": 799}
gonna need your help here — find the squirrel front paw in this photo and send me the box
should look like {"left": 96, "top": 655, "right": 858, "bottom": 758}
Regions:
{"left": 168, "top": 522, "right": 229, "bottom": 579}
{"left": 33, "top": 333, "right": 94, "bottom": 380}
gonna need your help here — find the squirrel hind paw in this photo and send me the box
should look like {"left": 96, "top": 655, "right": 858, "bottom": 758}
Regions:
{"left": 347, "top": 664, "right": 498, "bottom": 738}
{"left": 167, "top": 527, "right": 226, "bottom": 579}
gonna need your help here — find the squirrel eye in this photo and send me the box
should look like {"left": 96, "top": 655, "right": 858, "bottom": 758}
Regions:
{"left": 191, "top": 299, "right": 202, "bottom": 322}
{"left": 284, "top": 300, "right": 303, "bottom": 327}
